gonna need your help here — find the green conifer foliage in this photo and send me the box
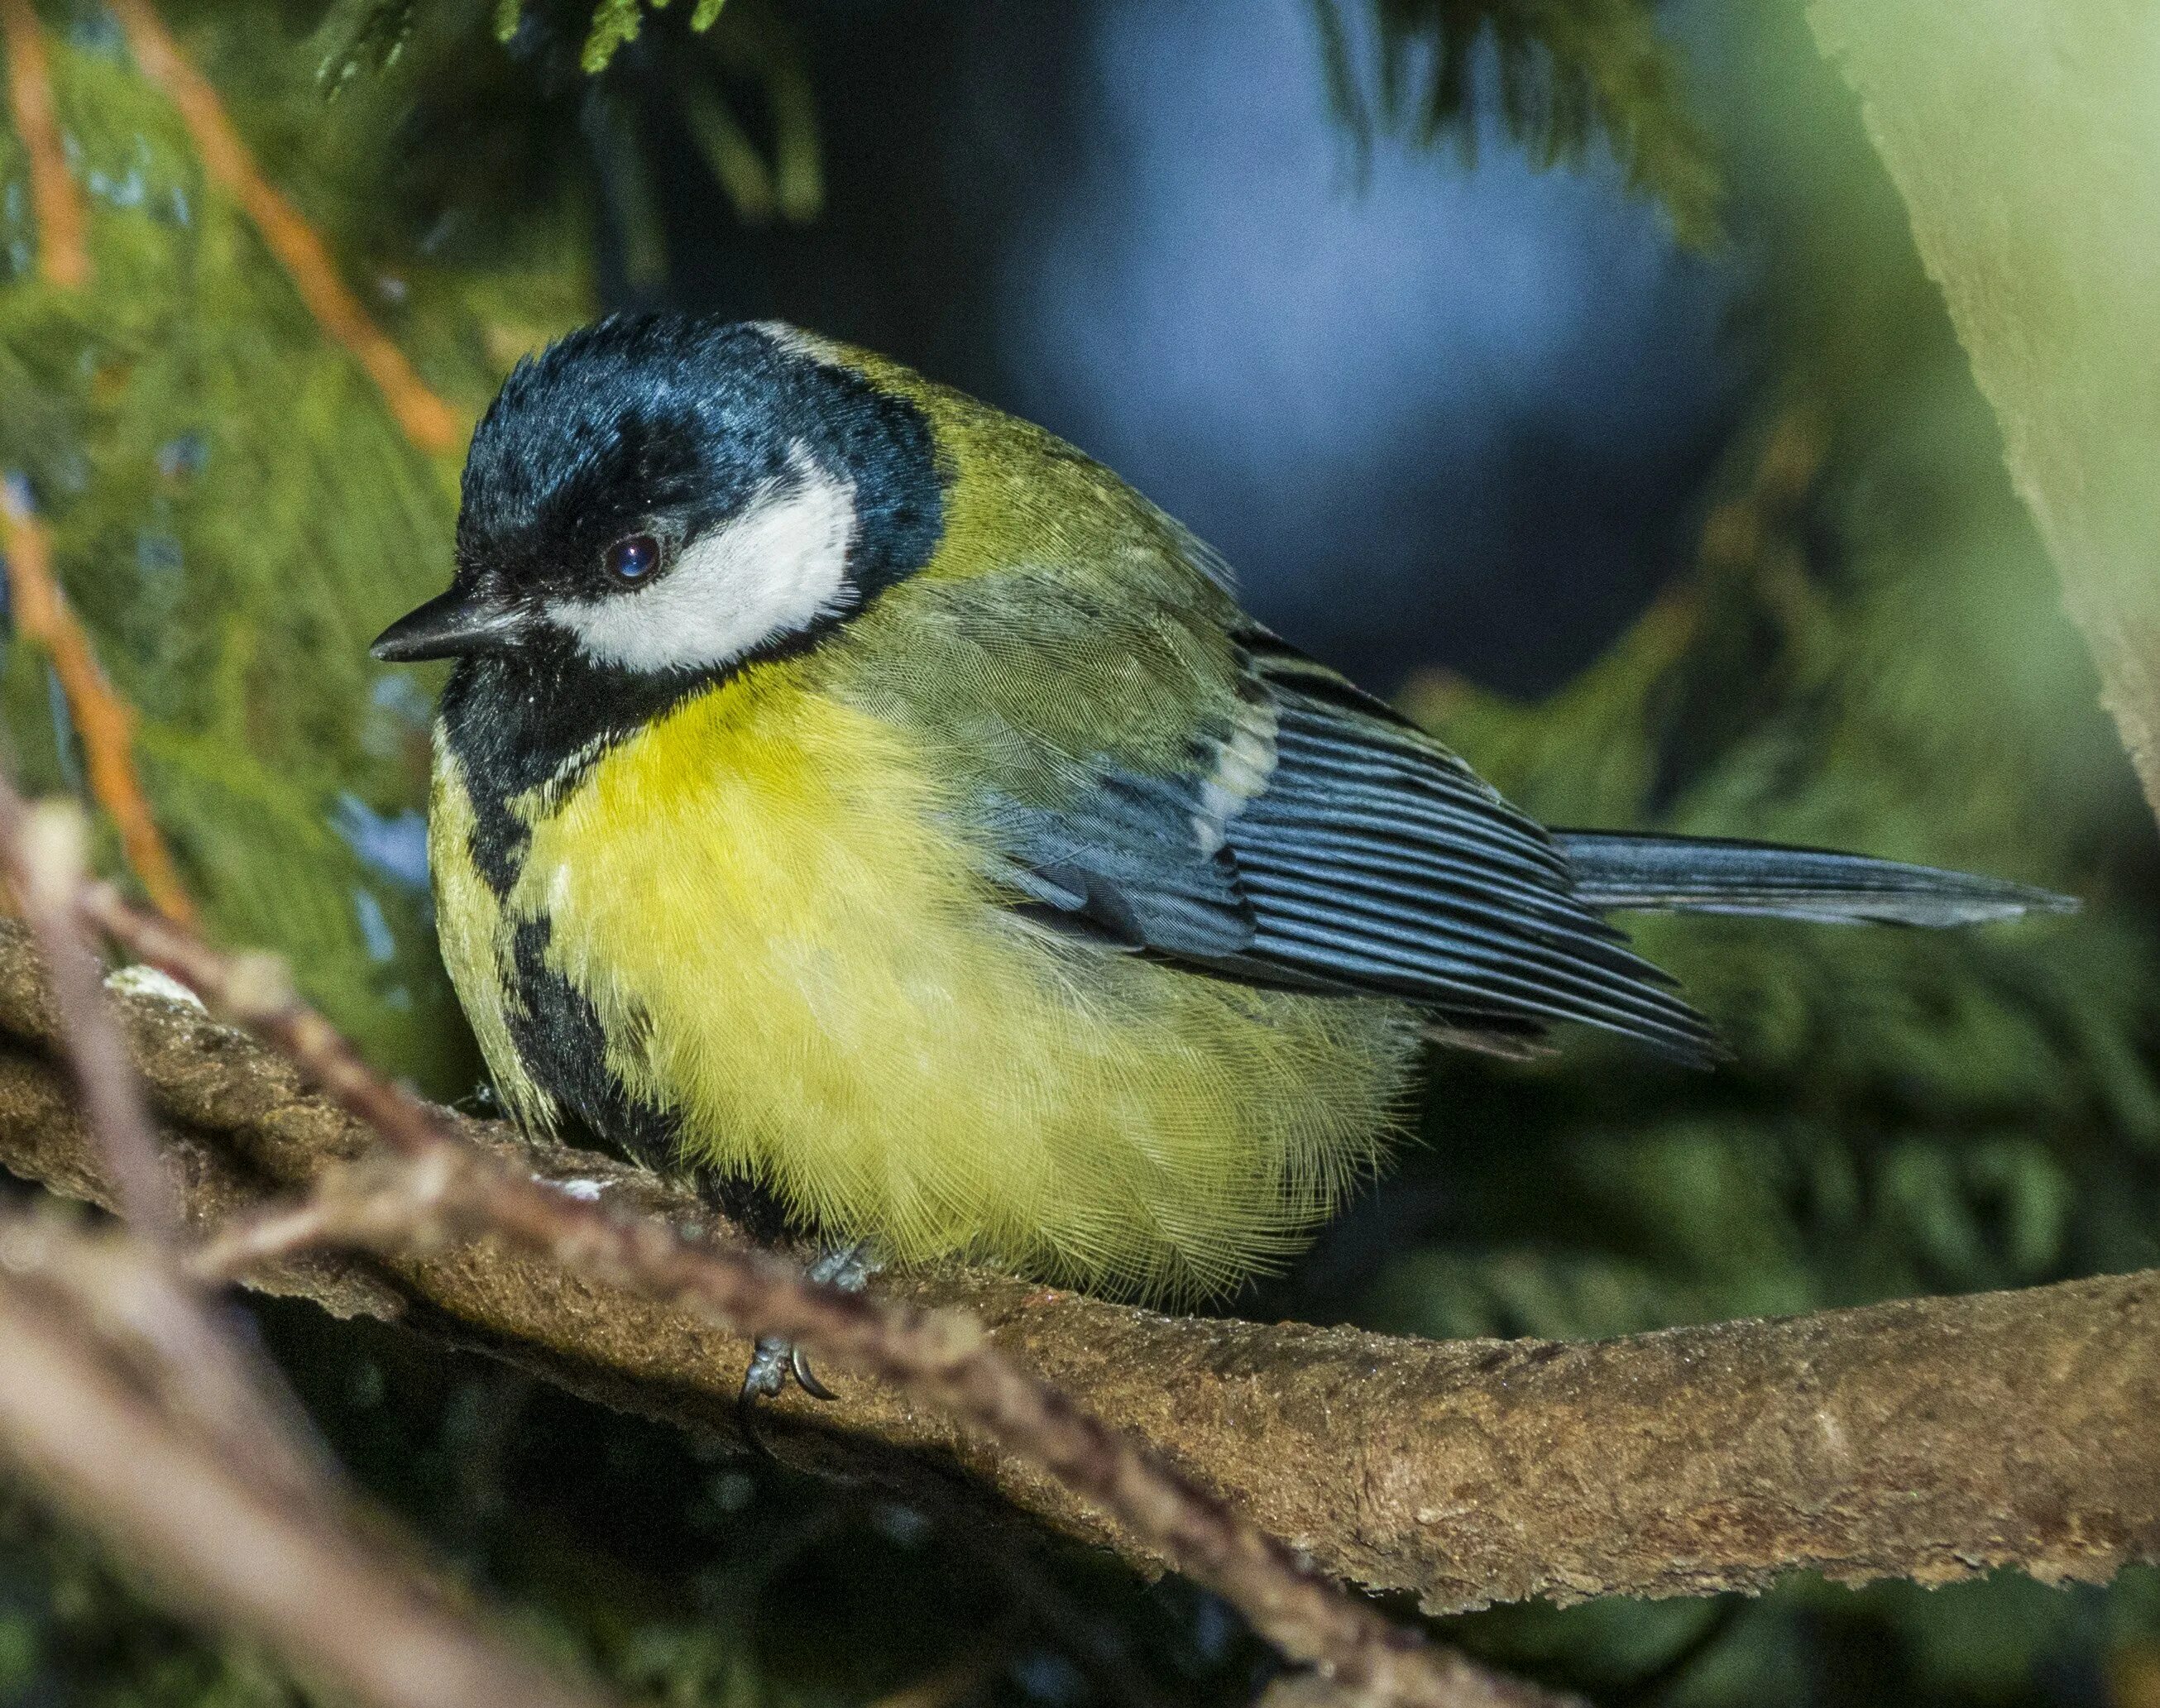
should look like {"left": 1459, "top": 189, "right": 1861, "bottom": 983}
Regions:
{"left": 0, "top": 0, "right": 595, "bottom": 1090}
{"left": 1310, "top": 0, "right": 1724, "bottom": 245}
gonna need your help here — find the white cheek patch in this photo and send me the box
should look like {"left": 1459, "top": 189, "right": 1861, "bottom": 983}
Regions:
{"left": 550, "top": 452, "right": 859, "bottom": 673}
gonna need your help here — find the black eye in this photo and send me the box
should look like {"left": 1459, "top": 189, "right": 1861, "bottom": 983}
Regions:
{"left": 602, "top": 532, "right": 662, "bottom": 583}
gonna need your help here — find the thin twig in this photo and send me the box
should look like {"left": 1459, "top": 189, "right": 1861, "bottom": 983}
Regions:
{"left": 3, "top": 1211, "right": 337, "bottom": 1512}
{"left": 189, "top": 1150, "right": 471, "bottom": 1285}
{"left": 0, "top": 780, "right": 329, "bottom": 1505}
{"left": 76, "top": 885, "right": 1564, "bottom": 1707}
{"left": 192, "top": 1192, "right": 342, "bottom": 1281}
{"left": 103, "top": 0, "right": 462, "bottom": 455}
{"left": 0, "top": 0, "right": 90, "bottom": 289}
{"left": 5, "top": 798, "right": 176, "bottom": 1237}
{"left": 0, "top": 484, "right": 198, "bottom": 926}
{"left": 0, "top": 1237, "right": 612, "bottom": 1708}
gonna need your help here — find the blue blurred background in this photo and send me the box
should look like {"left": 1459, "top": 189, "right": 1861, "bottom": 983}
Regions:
{"left": 649, "top": 0, "right": 1737, "bottom": 694}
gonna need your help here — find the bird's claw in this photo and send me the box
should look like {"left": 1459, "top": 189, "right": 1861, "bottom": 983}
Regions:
{"left": 789, "top": 1344, "right": 836, "bottom": 1400}
{"left": 740, "top": 1335, "right": 795, "bottom": 1406}
{"left": 736, "top": 1243, "right": 874, "bottom": 1414}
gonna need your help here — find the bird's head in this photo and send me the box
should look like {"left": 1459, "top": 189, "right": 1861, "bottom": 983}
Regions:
{"left": 371, "top": 315, "right": 945, "bottom": 677}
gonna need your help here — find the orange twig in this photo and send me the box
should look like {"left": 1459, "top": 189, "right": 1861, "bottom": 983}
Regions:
{"left": 103, "top": 0, "right": 462, "bottom": 456}
{"left": 0, "top": 486, "right": 198, "bottom": 926}
{"left": 1, "top": 0, "right": 90, "bottom": 289}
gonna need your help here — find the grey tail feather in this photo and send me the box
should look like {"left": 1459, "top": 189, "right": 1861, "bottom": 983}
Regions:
{"left": 1550, "top": 831, "right": 2080, "bottom": 929}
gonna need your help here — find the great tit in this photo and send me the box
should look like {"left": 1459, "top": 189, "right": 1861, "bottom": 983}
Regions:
{"left": 372, "top": 313, "right": 2073, "bottom": 1306}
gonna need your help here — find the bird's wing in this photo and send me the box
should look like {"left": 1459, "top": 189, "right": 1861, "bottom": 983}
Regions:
{"left": 976, "top": 627, "right": 1720, "bottom": 1064}
{"left": 818, "top": 427, "right": 1717, "bottom": 1061}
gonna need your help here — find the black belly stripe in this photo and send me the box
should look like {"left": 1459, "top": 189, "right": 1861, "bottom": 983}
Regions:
{"left": 504, "top": 916, "right": 682, "bottom": 1169}
{"left": 442, "top": 646, "right": 706, "bottom": 900}
{"left": 503, "top": 909, "right": 802, "bottom": 1239}
{"left": 466, "top": 789, "right": 530, "bottom": 897}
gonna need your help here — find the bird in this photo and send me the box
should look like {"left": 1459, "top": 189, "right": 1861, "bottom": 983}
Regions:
{"left": 372, "top": 312, "right": 2074, "bottom": 1338}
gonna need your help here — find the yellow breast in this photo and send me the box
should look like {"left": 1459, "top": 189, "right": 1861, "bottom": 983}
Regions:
{"left": 432, "top": 665, "right": 1419, "bottom": 1300}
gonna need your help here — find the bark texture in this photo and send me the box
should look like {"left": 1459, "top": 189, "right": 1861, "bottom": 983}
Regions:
{"left": 0, "top": 921, "right": 2153, "bottom": 1615}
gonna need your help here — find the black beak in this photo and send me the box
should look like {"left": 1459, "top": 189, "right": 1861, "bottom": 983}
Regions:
{"left": 370, "top": 586, "right": 527, "bottom": 663}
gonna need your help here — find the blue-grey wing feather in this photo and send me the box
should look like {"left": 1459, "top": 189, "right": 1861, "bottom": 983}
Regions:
{"left": 992, "top": 631, "right": 1719, "bottom": 1064}
{"left": 989, "top": 776, "right": 1255, "bottom": 957}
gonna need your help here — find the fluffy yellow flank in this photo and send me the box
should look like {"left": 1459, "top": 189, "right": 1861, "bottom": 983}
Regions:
{"left": 429, "top": 753, "right": 553, "bottom": 1131}
{"left": 503, "top": 667, "right": 1420, "bottom": 1301}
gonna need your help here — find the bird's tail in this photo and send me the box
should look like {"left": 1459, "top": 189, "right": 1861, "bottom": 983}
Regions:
{"left": 1550, "top": 830, "right": 2078, "bottom": 928}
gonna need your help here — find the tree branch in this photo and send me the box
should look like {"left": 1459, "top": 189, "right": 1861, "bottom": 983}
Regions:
{"left": 0, "top": 486, "right": 199, "bottom": 927}
{"left": 0, "top": 919, "right": 2149, "bottom": 1619}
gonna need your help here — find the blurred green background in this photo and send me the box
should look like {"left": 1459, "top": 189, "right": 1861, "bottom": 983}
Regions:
{"left": 1, "top": 2, "right": 2157, "bottom": 1704}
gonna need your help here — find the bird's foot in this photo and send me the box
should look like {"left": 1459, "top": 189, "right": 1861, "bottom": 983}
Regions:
{"left": 738, "top": 1243, "right": 876, "bottom": 1409}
